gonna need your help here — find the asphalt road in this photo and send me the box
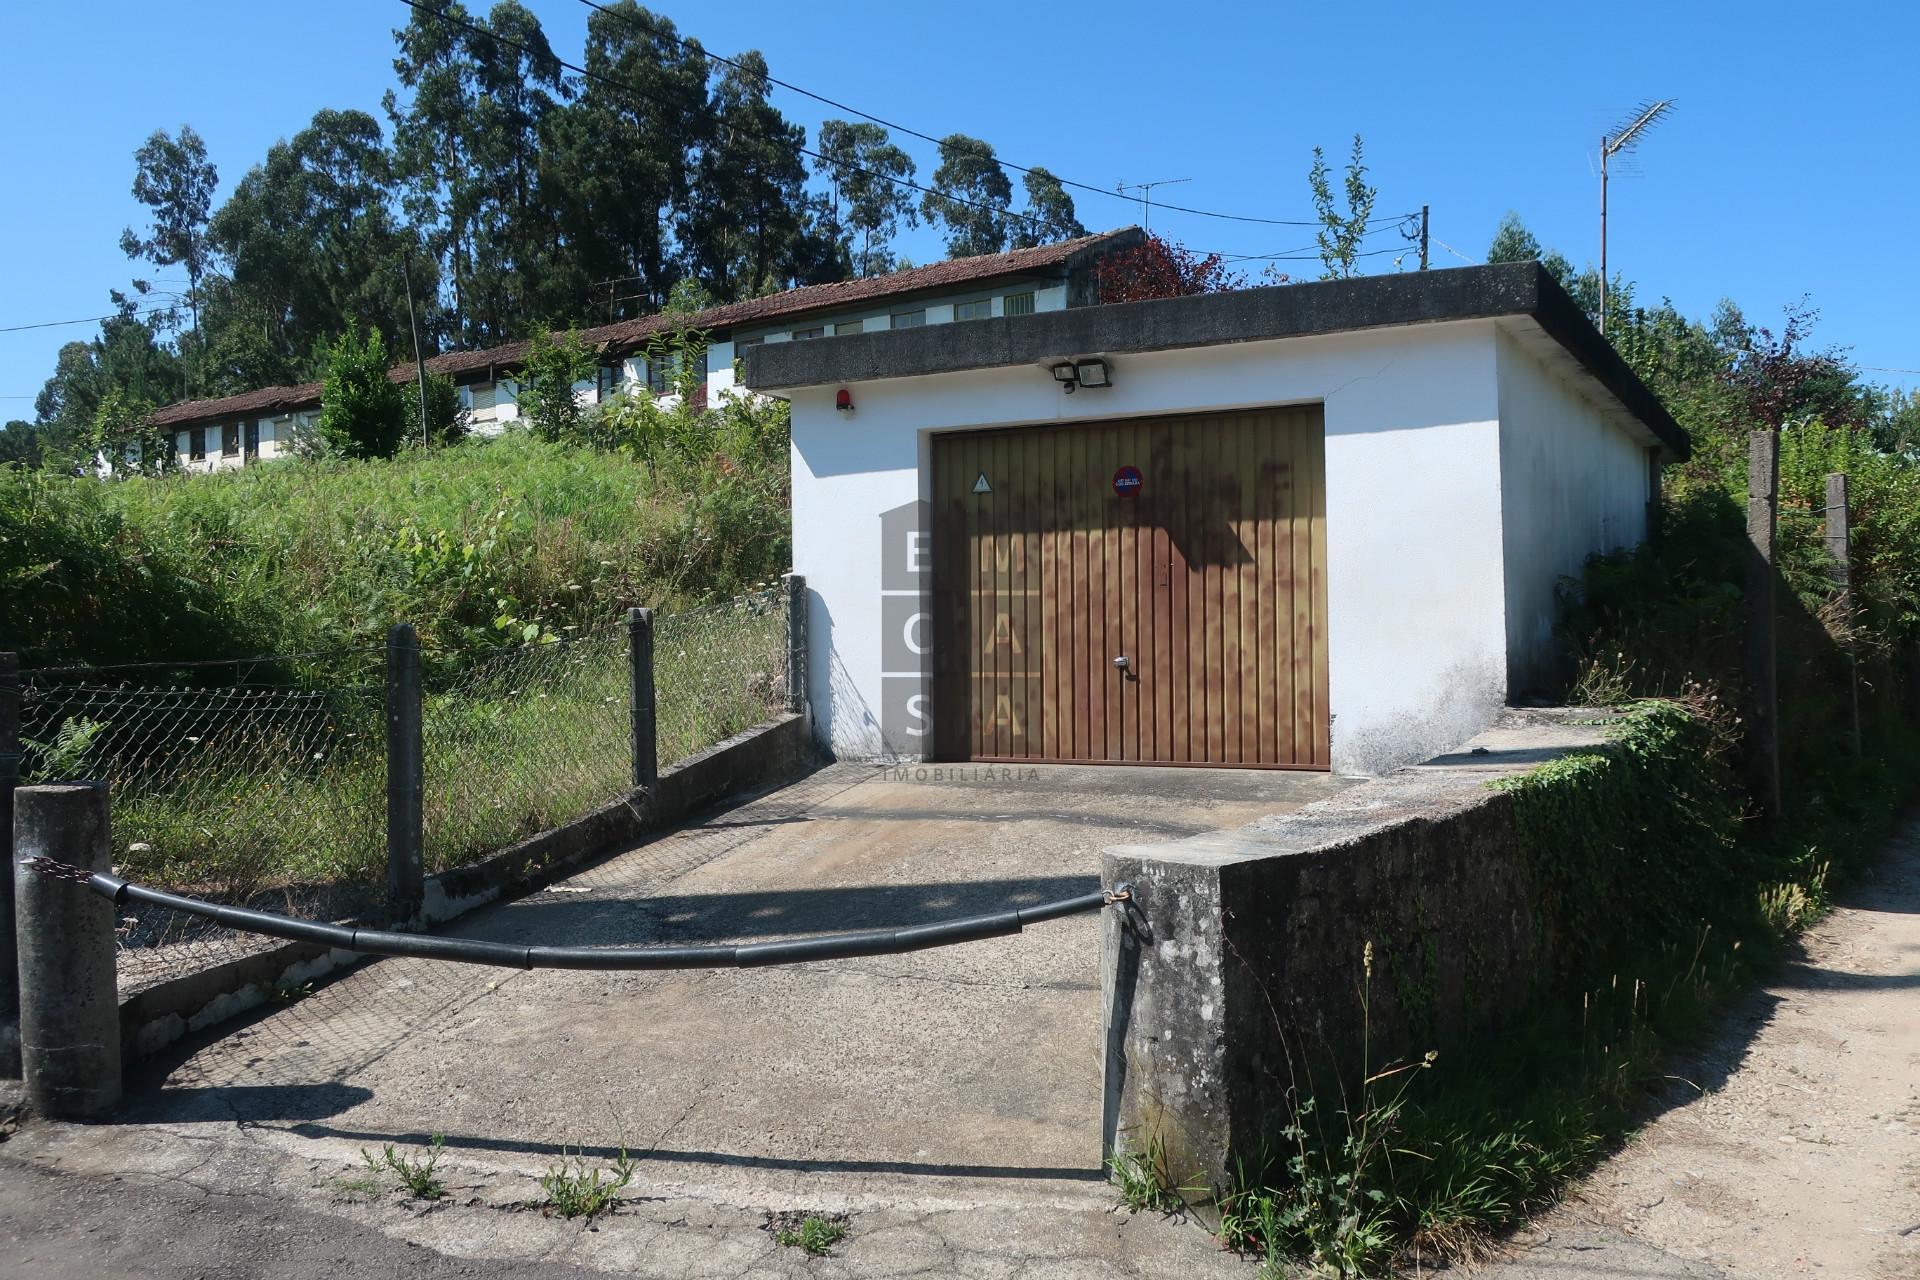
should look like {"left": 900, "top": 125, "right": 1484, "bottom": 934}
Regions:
{"left": 0, "top": 1155, "right": 609, "bottom": 1280}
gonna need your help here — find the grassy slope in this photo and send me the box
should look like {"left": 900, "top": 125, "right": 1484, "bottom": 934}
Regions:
{"left": 4, "top": 432, "right": 793, "bottom": 896}
{"left": 1, "top": 432, "right": 789, "bottom": 667}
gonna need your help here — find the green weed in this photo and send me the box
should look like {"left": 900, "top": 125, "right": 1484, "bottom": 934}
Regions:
{"left": 1106, "top": 1127, "right": 1203, "bottom": 1216}
{"left": 768, "top": 1212, "right": 848, "bottom": 1255}
{"left": 333, "top": 1171, "right": 382, "bottom": 1199}
{"left": 360, "top": 1134, "right": 446, "bottom": 1200}
{"left": 538, "top": 1147, "right": 635, "bottom": 1219}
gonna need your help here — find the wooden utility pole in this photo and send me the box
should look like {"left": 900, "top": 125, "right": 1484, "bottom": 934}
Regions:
{"left": 402, "top": 254, "right": 430, "bottom": 450}
{"left": 1744, "top": 430, "right": 1783, "bottom": 818}
{"left": 1827, "top": 473, "right": 1862, "bottom": 755}
{"left": 1419, "top": 205, "right": 1430, "bottom": 271}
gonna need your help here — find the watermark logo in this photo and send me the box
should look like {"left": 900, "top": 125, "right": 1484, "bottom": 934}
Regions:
{"left": 878, "top": 500, "right": 931, "bottom": 753}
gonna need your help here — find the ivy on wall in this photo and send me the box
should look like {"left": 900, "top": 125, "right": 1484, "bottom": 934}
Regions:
{"left": 1493, "top": 701, "right": 1749, "bottom": 988}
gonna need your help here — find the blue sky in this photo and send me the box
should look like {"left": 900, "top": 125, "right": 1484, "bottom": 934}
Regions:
{"left": 5, "top": 0, "right": 1917, "bottom": 415}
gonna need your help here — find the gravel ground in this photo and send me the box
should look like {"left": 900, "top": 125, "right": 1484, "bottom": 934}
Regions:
{"left": 1490, "top": 818, "right": 1920, "bottom": 1279}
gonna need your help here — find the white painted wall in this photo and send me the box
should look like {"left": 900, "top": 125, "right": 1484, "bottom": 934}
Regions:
{"left": 787, "top": 321, "right": 1518, "bottom": 775}
{"left": 1494, "top": 329, "right": 1653, "bottom": 694}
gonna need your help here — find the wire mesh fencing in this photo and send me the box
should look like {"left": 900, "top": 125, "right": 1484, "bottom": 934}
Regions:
{"left": 420, "top": 620, "right": 632, "bottom": 874}
{"left": 16, "top": 655, "right": 386, "bottom": 994}
{"left": 417, "top": 587, "right": 791, "bottom": 871}
{"left": 8, "top": 584, "right": 796, "bottom": 996}
{"left": 653, "top": 585, "right": 791, "bottom": 766}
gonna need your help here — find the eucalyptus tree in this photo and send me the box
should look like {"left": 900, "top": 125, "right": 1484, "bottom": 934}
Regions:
{"left": 922, "top": 134, "right": 1012, "bottom": 258}
{"left": 208, "top": 108, "right": 436, "bottom": 381}
{"left": 462, "top": 1, "right": 570, "bottom": 337}
{"left": 546, "top": 1, "right": 709, "bottom": 314}
{"left": 1308, "top": 134, "right": 1375, "bottom": 280}
{"left": 679, "top": 50, "right": 814, "bottom": 298}
{"left": 387, "top": 2, "right": 482, "bottom": 333}
{"left": 119, "top": 125, "right": 218, "bottom": 387}
{"left": 814, "top": 120, "right": 917, "bottom": 275}
{"left": 1011, "top": 166, "right": 1083, "bottom": 249}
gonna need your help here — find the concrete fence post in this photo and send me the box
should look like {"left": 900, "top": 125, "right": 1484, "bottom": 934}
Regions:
{"left": 1743, "top": 430, "right": 1783, "bottom": 819}
{"left": 1826, "top": 472, "right": 1861, "bottom": 756}
{"left": 385, "top": 623, "right": 424, "bottom": 924}
{"left": 1, "top": 651, "right": 20, "bottom": 1077}
{"left": 628, "top": 607, "right": 657, "bottom": 795}
{"left": 784, "top": 573, "right": 807, "bottom": 717}
{"left": 15, "top": 782, "right": 121, "bottom": 1118}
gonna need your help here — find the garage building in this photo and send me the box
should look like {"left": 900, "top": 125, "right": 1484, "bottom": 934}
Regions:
{"left": 743, "top": 262, "right": 1689, "bottom": 775}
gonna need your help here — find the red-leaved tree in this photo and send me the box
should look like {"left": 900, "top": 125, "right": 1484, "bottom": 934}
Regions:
{"left": 1092, "top": 233, "right": 1245, "bottom": 304}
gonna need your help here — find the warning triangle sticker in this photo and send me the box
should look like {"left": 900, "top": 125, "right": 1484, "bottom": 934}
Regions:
{"left": 973, "top": 473, "right": 992, "bottom": 494}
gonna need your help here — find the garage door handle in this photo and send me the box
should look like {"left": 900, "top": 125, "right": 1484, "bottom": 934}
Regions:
{"left": 1112, "top": 655, "right": 1131, "bottom": 671}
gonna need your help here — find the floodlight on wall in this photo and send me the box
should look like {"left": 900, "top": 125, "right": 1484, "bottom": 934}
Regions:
{"left": 1049, "top": 358, "right": 1114, "bottom": 394}
{"left": 1074, "top": 358, "right": 1111, "bottom": 389}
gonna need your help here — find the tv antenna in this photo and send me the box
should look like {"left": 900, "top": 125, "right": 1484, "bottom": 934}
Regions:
{"left": 1598, "top": 99, "right": 1675, "bottom": 334}
{"left": 1116, "top": 177, "right": 1192, "bottom": 231}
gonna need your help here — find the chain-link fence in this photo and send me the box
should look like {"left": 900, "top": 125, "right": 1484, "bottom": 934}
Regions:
{"left": 421, "top": 620, "right": 632, "bottom": 874}
{"left": 419, "top": 587, "right": 790, "bottom": 871}
{"left": 654, "top": 585, "right": 790, "bottom": 765}
{"left": 9, "top": 585, "right": 797, "bottom": 996}
{"left": 16, "top": 655, "right": 386, "bottom": 994}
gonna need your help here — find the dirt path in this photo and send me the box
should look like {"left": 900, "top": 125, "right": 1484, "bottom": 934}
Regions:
{"left": 1493, "top": 820, "right": 1920, "bottom": 1280}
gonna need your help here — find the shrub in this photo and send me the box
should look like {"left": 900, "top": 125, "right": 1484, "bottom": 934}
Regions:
{"left": 316, "top": 325, "right": 407, "bottom": 459}
{"left": 517, "top": 328, "right": 597, "bottom": 445}
{"left": 89, "top": 387, "right": 175, "bottom": 476}
{"left": 413, "top": 369, "right": 468, "bottom": 448}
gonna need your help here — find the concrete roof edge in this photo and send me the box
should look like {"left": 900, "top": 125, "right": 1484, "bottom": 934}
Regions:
{"left": 1522, "top": 263, "right": 1690, "bottom": 460}
{"left": 742, "top": 262, "right": 1691, "bottom": 462}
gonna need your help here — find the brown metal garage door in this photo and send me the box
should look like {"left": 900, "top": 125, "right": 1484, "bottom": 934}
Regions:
{"left": 930, "top": 406, "right": 1328, "bottom": 768}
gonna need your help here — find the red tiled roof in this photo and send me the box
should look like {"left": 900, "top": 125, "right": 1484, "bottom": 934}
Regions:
{"left": 149, "top": 381, "right": 324, "bottom": 428}
{"left": 145, "top": 229, "right": 1141, "bottom": 430}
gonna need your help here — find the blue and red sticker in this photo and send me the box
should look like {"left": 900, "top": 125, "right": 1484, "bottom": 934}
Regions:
{"left": 1111, "top": 465, "right": 1143, "bottom": 498}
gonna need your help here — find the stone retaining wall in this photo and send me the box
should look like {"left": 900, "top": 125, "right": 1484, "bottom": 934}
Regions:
{"left": 1100, "top": 709, "right": 1616, "bottom": 1193}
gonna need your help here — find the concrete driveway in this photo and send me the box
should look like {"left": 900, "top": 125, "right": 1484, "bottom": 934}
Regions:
{"left": 6, "top": 760, "right": 1342, "bottom": 1278}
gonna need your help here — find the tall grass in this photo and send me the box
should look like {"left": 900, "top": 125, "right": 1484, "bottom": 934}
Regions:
{"left": 1, "top": 430, "right": 790, "bottom": 668}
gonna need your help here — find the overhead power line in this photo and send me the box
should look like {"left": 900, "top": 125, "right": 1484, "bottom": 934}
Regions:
{"left": 0, "top": 303, "right": 180, "bottom": 336}
{"left": 575, "top": 0, "right": 1384, "bottom": 231}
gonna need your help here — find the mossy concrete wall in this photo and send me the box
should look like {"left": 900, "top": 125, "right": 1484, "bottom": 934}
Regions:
{"left": 1100, "top": 710, "right": 1614, "bottom": 1193}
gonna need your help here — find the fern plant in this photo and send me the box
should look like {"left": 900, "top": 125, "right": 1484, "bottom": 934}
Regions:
{"left": 24, "top": 714, "right": 108, "bottom": 782}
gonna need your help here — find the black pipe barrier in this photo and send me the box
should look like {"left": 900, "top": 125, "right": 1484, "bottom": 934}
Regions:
{"left": 20, "top": 857, "right": 1131, "bottom": 971}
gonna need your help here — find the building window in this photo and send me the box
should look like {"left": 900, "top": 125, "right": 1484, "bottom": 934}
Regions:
{"left": 220, "top": 423, "right": 239, "bottom": 457}
{"left": 734, "top": 336, "right": 764, "bottom": 360}
{"left": 189, "top": 427, "right": 207, "bottom": 461}
{"left": 890, "top": 310, "right": 925, "bottom": 329}
{"left": 470, "top": 382, "right": 497, "bottom": 414}
{"left": 954, "top": 299, "right": 992, "bottom": 322}
{"left": 647, "top": 357, "right": 670, "bottom": 394}
{"left": 1004, "top": 291, "right": 1036, "bottom": 317}
{"left": 835, "top": 319, "right": 864, "bottom": 336}
{"left": 792, "top": 325, "right": 825, "bottom": 340}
